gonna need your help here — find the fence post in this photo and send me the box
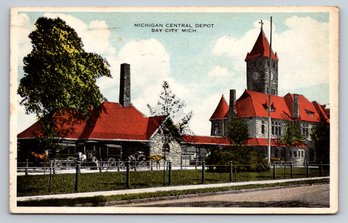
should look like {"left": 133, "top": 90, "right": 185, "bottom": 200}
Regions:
{"left": 150, "top": 160, "right": 153, "bottom": 171}
{"left": 283, "top": 163, "right": 286, "bottom": 178}
{"left": 306, "top": 161, "right": 309, "bottom": 177}
{"left": 48, "top": 159, "right": 53, "bottom": 192}
{"left": 290, "top": 161, "right": 293, "bottom": 178}
{"left": 201, "top": 161, "right": 205, "bottom": 184}
{"left": 272, "top": 162, "right": 276, "bottom": 179}
{"left": 163, "top": 161, "right": 166, "bottom": 186}
{"left": 168, "top": 161, "right": 172, "bottom": 186}
{"left": 75, "top": 160, "right": 80, "bottom": 193}
{"left": 53, "top": 159, "right": 56, "bottom": 175}
{"left": 125, "top": 160, "right": 130, "bottom": 189}
{"left": 117, "top": 159, "right": 120, "bottom": 172}
{"left": 25, "top": 159, "right": 28, "bottom": 176}
{"left": 319, "top": 161, "right": 323, "bottom": 177}
{"left": 229, "top": 161, "right": 233, "bottom": 182}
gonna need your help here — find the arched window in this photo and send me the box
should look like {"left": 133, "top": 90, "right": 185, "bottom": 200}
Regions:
{"left": 261, "top": 121, "right": 266, "bottom": 134}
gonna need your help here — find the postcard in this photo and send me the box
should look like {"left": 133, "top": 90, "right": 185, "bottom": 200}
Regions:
{"left": 9, "top": 6, "right": 339, "bottom": 214}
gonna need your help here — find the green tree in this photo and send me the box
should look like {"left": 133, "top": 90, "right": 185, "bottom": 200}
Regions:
{"left": 18, "top": 17, "right": 111, "bottom": 155}
{"left": 206, "top": 146, "right": 268, "bottom": 172}
{"left": 281, "top": 121, "right": 304, "bottom": 145}
{"left": 147, "top": 81, "right": 193, "bottom": 140}
{"left": 311, "top": 120, "right": 330, "bottom": 164}
{"left": 227, "top": 117, "right": 249, "bottom": 146}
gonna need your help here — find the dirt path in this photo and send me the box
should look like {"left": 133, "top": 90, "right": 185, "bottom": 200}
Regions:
{"left": 120, "top": 184, "right": 329, "bottom": 207}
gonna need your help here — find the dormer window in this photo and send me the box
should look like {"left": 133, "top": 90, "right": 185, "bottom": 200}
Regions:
{"left": 262, "top": 102, "right": 276, "bottom": 112}
{"left": 305, "top": 109, "right": 315, "bottom": 117}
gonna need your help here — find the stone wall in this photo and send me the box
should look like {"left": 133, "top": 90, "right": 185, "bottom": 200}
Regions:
{"left": 149, "top": 132, "right": 182, "bottom": 167}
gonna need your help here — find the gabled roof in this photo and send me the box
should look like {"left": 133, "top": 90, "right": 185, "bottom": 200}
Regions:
{"left": 209, "top": 95, "right": 229, "bottom": 121}
{"left": 236, "top": 90, "right": 292, "bottom": 120}
{"left": 18, "top": 102, "right": 167, "bottom": 141}
{"left": 210, "top": 90, "right": 329, "bottom": 123}
{"left": 236, "top": 90, "right": 328, "bottom": 122}
{"left": 245, "top": 29, "right": 278, "bottom": 62}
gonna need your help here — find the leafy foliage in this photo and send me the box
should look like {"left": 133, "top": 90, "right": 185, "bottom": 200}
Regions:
{"left": 310, "top": 120, "right": 330, "bottom": 164}
{"left": 281, "top": 121, "right": 304, "bottom": 145}
{"left": 227, "top": 117, "right": 249, "bottom": 145}
{"left": 206, "top": 147, "right": 268, "bottom": 172}
{"left": 147, "top": 81, "right": 193, "bottom": 141}
{"left": 18, "top": 17, "right": 111, "bottom": 118}
{"left": 17, "top": 17, "right": 111, "bottom": 155}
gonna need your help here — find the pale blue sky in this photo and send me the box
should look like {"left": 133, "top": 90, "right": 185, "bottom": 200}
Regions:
{"left": 14, "top": 10, "right": 331, "bottom": 135}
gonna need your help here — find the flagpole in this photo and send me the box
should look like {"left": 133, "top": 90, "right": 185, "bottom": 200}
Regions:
{"left": 267, "top": 16, "right": 273, "bottom": 165}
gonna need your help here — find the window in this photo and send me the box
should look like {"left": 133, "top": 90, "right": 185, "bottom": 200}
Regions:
{"left": 294, "top": 151, "right": 297, "bottom": 158}
{"left": 301, "top": 123, "right": 309, "bottom": 138}
{"left": 301, "top": 151, "right": 304, "bottom": 157}
{"left": 214, "top": 122, "right": 220, "bottom": 135}
{"left": 289, "top": 151, "right": 292, "bottom": 158}
{"left": 272, "top": 121, "right": 282, "bottom": 136}
{"left": 261, "top": 121, "right": 266, "bottom": 134}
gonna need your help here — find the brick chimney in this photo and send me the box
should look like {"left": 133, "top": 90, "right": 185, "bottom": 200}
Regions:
{"left": 119, "top": 63, "right": 131, "bottom": 107}
{"left": 228, "top": 89, "right": 236, "bottom": 123}
{"left": 293, "top": 94, "right": 299, "bottom": 119}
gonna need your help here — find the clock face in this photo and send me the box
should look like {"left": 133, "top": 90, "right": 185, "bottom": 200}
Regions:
{"left": 252, "top": 72, "right": 259, "bottom": 80}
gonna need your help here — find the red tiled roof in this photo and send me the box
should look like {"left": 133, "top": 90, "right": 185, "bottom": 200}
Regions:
{"left": 234, "top": 90, "right": 327, "bottom": 123}
{"left": 182, "top": 135, "right": 231, "bottom": 146}
{"left": 18, "top": 102, "right": 167, "bottom": 141}
{"left": 246, "top": 138, "right": 307, "bottom": 148}
{"left": 236, "top": 90, "right": 292, "bottom": 120}
{"left": 312, "top": 101, "right": 330, "bottom": 123}
{"left": 183, "top": 135, "right": 307, "bottom": 148}
{"left": 17, "top": 111, "right": 87, "bottom": 139}
{"left": 209, "top": 95, "right": 229, "bottom": 121}
{"left": 245, "top": 29, "right": 278, "bottom": 62}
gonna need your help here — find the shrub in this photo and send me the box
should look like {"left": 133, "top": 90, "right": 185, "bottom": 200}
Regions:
{"left": 206, "top": 146, "right": 269, "bottom": 172}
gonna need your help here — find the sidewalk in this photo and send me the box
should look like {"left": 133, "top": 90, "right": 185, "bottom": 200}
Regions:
{"left": 17, "top": 176, "right": 329, "bottom": 202}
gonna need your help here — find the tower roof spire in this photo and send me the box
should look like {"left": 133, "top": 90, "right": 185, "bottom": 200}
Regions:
{"left": 245, "top": 25, "right": 278, "bottom": 62}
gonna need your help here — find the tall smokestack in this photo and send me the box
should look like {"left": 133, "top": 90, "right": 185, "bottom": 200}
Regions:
{"left": 119, "top": 63, "right": 131, "bottom": 107}
{"left": 293, "top": 94, "right": 299, "bottom": 119}
{"left": 228, "top": 89, "right": 236, "bottom": 123}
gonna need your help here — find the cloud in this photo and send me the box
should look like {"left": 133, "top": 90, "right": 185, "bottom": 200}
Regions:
{"left": 212, "top": 17, "right": 329, "bottom": 94}
{"left": 207, "top": 65, "right": 230, "bottom": 78}
{"left": 12, "top": 13, "right": 33, "bottom": 66}
{"left": 275, "top": 16, "right": 329, "bottom": 93}
{"left": 189, "top": 93, "right": 227, "bottom": 136}
{"left": 117, "top": 39, "right": 171, "bottom": 112}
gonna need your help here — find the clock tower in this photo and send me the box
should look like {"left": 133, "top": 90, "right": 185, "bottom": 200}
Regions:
{"left": 245, "top": 21, "right": 279, "bottom": 95}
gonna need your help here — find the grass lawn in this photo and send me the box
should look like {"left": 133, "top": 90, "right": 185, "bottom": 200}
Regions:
{"left": 17, "top": 178, "right": 330, "bottom": 207}
{"left": 17, "top": 167, "right": 329, "bottom": 197}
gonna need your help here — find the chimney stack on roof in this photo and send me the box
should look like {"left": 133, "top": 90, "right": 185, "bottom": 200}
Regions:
{"left": 119, "top": 63, "right": 131, "bottom": 107}
{"left": 228, "top": 89, "right": 236, "bottom": 123}
{"left": 293, "top": 94, "right": 299, "bottom": 119}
